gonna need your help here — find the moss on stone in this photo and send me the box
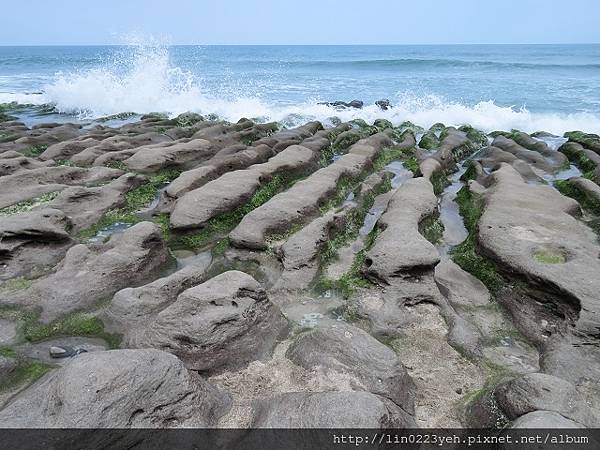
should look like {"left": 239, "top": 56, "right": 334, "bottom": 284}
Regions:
{"left": 554, "top": 179, "right": 600, "bottom": 215}
{"left": 78, "top": 170, "right": 181, "bottom": 240}
{"left": 419, "top": 130, "right": 440, "bottom": 150}
{"left": 21, "top": 312, "right": 121, "bottom": 349}
{"left": 458, "top": 125, "right": 488, "bottom": 147}
{"left": 564, "top": 130, "right": 600, "bottom": 153}
{"left": 559, "top": 142, "right": 598, "bottom": 174}
{"left": 533, "top": 249, "right": 566, "bottom": 264}
{"left": 404, "top": 156, "right": 420, "bottom": 175}
{"left": 431, "top": 171, "right": 452, "bottom": 195}
{"left": 420, "top": 215, "right": 445, "bottom": 245}
{"left": 174, "top": 173, "right": 301, "bottom": 250}
{"left": 317, "top": 250, "right": 371, "bottom": 299}
{"left": 450, "top": 187, "right": 504, "bottom": 293}
{"left": 0, "top": 277, "right": 33, "bottom": 292}
{"left": 24, "top": 144, "right": 48, "bottom": 157}
{"left": 212, "top": 238, "right": 230, "bottom": 257}
{"left": 0, "top": 357, "right": 51, "bottom": 393}
{"left": 0, "top": 191, "right": 60, "bottom": 216}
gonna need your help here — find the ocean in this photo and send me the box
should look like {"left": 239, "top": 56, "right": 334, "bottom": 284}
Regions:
{"left": 1, "top": 43, "right": 600, "bottom": 134}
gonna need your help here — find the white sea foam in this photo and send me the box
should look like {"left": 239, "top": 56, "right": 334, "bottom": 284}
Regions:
{"left": 33, "top": 43, "right": 600, "bottom": 135}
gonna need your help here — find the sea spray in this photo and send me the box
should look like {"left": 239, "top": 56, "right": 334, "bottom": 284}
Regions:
{"left": 6, "top": 42, "right": 598, "bottom": 135}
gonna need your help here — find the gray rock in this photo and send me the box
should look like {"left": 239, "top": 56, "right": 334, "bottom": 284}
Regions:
{"left": 364, "top": 178, "right": 439, "bottom": 282}
{"left": 510, "top": 411, "right": 585, "bottom": 428}
{"left": 434, "top": 259, "right": 491, "bottom": 308}
{"left": 171, "top": 141, "right": 325, "bottom": 230}
{"left": 251, "top": 391, "right": 415, "bottom": 428}
{"left": 0, "top": 156, "right": 54, "bottom": 176}
{"left": 495, "top": 373, "right": 599, "bottom": 427}
{"left": 0, "top": 208, "right": 73, "bottom": 280}
{"left": 286, "top": 323, "right": 415, "bottom": 415}
{"left": 477, "top": 164, "right": 600, "bottom": 338}
{"left": 492, "top": 135, "right": 564, "bottom": 173}
{"left": 43, "top": 173, "right": 145, "bottom": 231}
{"left": 0, "top": 222, "right": 170, "bottom": 322}
{"left": 103, "top": 261, "right": 211, "bottom": 345}
{"left": 0, "top": 166, "right": 123, "bottom": 209}
{"left": 140, "top": 271, "right": 288, "bottom": 375}
{"left": 230, "top": 133, "right": 393, "bottom": 249}
{"left": 0, "top": 349, "right": 229, "bottom": 427}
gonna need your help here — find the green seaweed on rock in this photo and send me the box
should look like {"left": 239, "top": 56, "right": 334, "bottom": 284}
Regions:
{"left": 77, "top": 170, "right": 181, "bottom": 240}
{"left": 554, "top": 179, "right": 600, "bottom": 216}
{"left": 450, "top": 187, "right": 504, "bottom": 293}
{"left": 21, "top": 312, "right": 121, "bottom": 349}
{"left": 0, "top": 191, "right": 60, "bottom": 216}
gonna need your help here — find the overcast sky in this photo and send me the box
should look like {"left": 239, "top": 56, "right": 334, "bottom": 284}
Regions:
{"left": 2, "top": 0, "right": 599, "bottom": 45}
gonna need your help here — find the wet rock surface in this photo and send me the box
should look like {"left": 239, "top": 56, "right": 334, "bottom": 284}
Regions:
{"left": 1, "top": 112, "right": 599, "bottom": 430}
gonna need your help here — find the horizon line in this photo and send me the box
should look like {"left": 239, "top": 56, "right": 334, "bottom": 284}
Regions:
{"left": 1, "top": 42, "right": 599, "bottom": 47}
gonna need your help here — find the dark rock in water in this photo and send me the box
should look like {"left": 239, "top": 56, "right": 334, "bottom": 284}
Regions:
{"left": 0, "top": 349, "right": 229, "bottom": 427}
{"left": 318, "top": 100, "right": 364, "bottom": 109}
{"left": 286, "top": 323, "right": 415, "bottom": 416}
{"left": 49, "top": 345, "right": 87, "bottom": 359}
{"left": 251, "top": 391, "right": 414, "bottom": 428}
{"left": 139, "top": 271, "right": 288, "bottom": 375}
{"left": 375, "top": 99, "right": 391, "bottom": 110}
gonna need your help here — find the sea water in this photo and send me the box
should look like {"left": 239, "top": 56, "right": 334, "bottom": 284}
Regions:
{"left": 1, "top": 43, "right": 599, "bottom": 134}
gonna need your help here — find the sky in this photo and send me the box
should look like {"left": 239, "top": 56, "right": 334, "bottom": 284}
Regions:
{"left": 2, "top": 0, "right": 600, "bottom": 45}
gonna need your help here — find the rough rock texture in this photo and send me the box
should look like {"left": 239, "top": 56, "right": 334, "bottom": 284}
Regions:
{"left": 123, "top": 138, "right": 215, "bottom": 173}
{"left": 0, "top": 349, "right": 229, "bottom": 427}
{"left": 274, "top": 172, "right": 388, "bottom": 291}
{"left": 492, "top": 135, "right": 566, "bottom": 173}
{"left": 495, "top": 373, "right": 599, "bottom": 427}
{"left": 103, "top": 261, "right": 211, "bottom": 344}
{"left": 478, "top": 146, "right": 543, "bottom": 183}
{"left": 510, "top": 411, "right": 585, "bottom": 428}
{"left": 230, "top": 133, "right": 392, "bottom": 249}
{"left": 251, "top": 391, "right": 414, "bottom": 428}
{"left": 477, "top": 163, "right": 600, "bottom": 338}
{"left": 0, "top": 165, "right": 123, "bottom": 209}
{"left": 0, "top": 208, "right": 73, "bottom": 280}
{"left": 0, "top": 156, "right": 53, "bottom": 176}
{"left": 0, "top": 222, "right": 170, "bottom": 322}
{"left": 70, "top": 132, "right": 172, "bottom": 166}
{"left": 569, "top": 176, "right": 600, "bottom": 203}
{"left": 434, "top": 259, "right": 491, "bottom": 308}
{"left": 286, "top": 323, "right": 415, "bottom": 416}
{"left": 364, "top": 177, "right": 439, "bottom": 282}
{"left": 171, "top": 142, "right": 324, "bottom": 230}
{"left": 136, "top": 271, "right": 288, "bottom": 375}
{"left": 43, "top": 173, "right": 145, "bottom": 231}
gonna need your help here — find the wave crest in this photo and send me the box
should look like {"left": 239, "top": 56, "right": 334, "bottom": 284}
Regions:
{"left": 36, "top": 43, "right": 600, "bottom": 136}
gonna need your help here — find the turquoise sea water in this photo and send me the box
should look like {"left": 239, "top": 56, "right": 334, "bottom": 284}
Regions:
{"left": 1, "top": 44, "right": 599, "bottom": 133}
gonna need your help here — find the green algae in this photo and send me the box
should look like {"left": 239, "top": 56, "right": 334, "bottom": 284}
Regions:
{"left": 0, "top": 191, "right": 59, "bottom": 216}
{"left": 450, "top": 187, "right": 504, "bottom": 293}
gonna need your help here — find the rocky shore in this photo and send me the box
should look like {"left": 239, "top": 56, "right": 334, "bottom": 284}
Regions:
{"left": 0, "top": 104, "right": 599, "bottom": 435}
